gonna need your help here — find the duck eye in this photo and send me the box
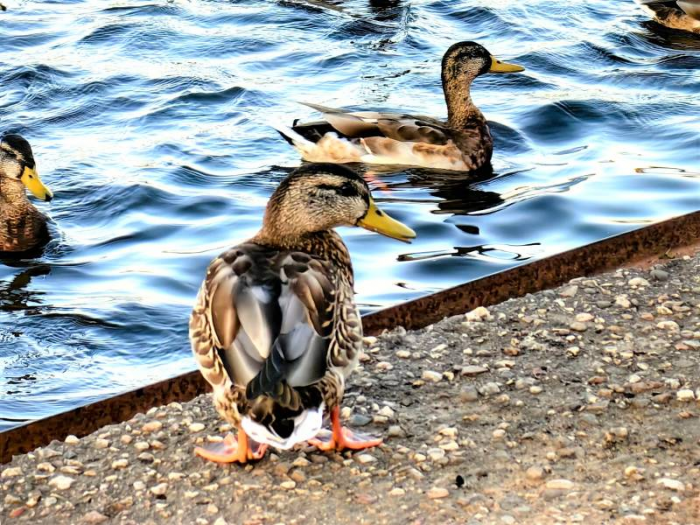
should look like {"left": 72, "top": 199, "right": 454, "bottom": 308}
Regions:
{"left": 317, "top": 183, "right": 358, "bottom": 197}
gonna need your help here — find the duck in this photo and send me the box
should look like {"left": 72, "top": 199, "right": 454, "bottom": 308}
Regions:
{"left": 276, "top": 41, "right": 524, "bottom": 172}
{"left": 0, "top": 134, "right": 54, "bottom": 254}
{"left": 189, "top": 163, "right": 416, "bottom": 463}
{"left": 635, "top": 0, "right": 700, "bottom": 33}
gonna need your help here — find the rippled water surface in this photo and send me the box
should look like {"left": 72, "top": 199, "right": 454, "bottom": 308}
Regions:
{"left": 1, "top": 0, "right": 699, "bottom": 429}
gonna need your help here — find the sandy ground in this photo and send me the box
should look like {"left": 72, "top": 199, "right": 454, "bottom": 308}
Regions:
{"left": 2, "top": 251, "right": 700, "bottom": 525}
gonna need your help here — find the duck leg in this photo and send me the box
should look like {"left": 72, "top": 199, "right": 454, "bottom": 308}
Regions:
{"left": 194, "top": 427, "right": 268, "bottom": 463}
{"left": 308, "top": 406, "right": 383, "bottom": 451}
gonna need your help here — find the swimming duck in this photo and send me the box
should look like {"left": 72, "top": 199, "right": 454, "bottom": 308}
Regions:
{"left": 276, "top": 41, "right": 524, "bottom": 172}
{"left": 0, "top": 134, "right": 53, "bottom": 254}
{"left": 636, "top": 0, "right": 700, "bottom": 32}
{"left": 189, "top": 163, "right": 416, "bottom": 463}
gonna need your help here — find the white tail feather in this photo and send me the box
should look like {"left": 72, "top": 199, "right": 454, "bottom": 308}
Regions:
{"left": 241, "top": 405, "right": 324, "bottom": 450}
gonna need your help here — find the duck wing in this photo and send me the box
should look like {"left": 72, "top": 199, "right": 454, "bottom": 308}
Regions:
{"left": 191, "top": 244, "right": 337, "bottom": 403}
{"left": 298, "top": 101, "right": 451, "bottom": 146}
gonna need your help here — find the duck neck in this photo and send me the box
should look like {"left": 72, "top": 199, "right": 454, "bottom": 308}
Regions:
{"left": 442, "top": 74, "right": 482, "bottom": 129}
{"left": 0, "top": 178, "right": 30, "bottom": 208}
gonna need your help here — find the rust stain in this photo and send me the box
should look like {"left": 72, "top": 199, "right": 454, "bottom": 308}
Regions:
{"left": 3, "top": 210, "right": 700, "bottom": 463}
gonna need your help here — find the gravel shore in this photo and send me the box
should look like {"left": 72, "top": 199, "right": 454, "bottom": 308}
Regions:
{"left": 3, "top": 250, "right": 700, "bottom": 525}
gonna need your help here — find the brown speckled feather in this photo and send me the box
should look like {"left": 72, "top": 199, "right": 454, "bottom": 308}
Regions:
{"left": 189, "top": 231, "right": 362, "bottom": 431}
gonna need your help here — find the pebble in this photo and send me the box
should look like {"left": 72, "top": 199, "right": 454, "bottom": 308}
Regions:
{"left": 575, "top": 313, "right": 594, "bottom": 322}
{"left": 150, "top": 483, "right": 168, "bottom": 496}
{"left": 389, "top": 487, "right": 406, "bottom": 496}
{"left": 657, "top": 321, "right": 680, "bottom": 331}
{"left": 94, "top": 438, "right": 110, "bottom": 449}
{"left": 82, "top": 511, "right": 109, "bottom": 524}
{"left": 387, "top": 425, "right": 405, "bottom": 438}
{"left": 133, "top": 481, "right": 146, "bottom": 491}
{"left": 570, "top": 321, "right": 587, "bottom": 332}
{"left": 356, "top": 454, "right": 377, "bottom": 464}
{"left": 545, "top": 479, "right": 574, "bottom": 490}
{"left": 559, "top": 285, "right": 578, "bottom": 298}
{"left": 134, "top": 441, "right": 150, "bottom": 451}
{"left": 465, "top": 306, "right": 491, "bottom": 322}
{"left": 479, "top": 382, "right": 501, "bottom": 396}
{"left": 48, "top": 475, "right": 75, "bottom": 490}
{"left": 657, "top": 478, "right": 685, "bottom": 492}
{"left": 2, "top": 467, "right": 22, "bottom": 478}
{"left": 651, "top": 269, "right": 669, "bottom": 281}
{"left": 422, "top": 370, "right": 442, "bottom": 382}
{"left": 65, "top": 435, "right": 80, "bottom": 445}
{"left": 189, "top": 423, "right": 206, "bottom": 433}
{"left": 461, "top": 365, "right": 489, "bottom": 376}
{"left": 112, "top": 459, "right": 129, "bottom": 469}
{"left": 628, "top": 277, "right": 650, "bottom": 287}
{"left": 142, "top": 421, "right": 163, "bottom": 433}
{"left": 280, "top": 480, "right": 297, "bottom": 490}
{"left": 526, "top": 466, "right": 545, "bottom": 481}
{"left": 461, "top": 385, "right": 479, "bottom": 401}
{"left": 529, "top": 386, "right": 543, "bottom": 395}
{"left": 615, "top": 295, "right": 632, "bottom": 308}
{"left": 396, "top": 350, "right": 411, "bottom": 359}
{"left": 676, "top": 389, "right": 695, "bottom": 402}
{"left": 427, "top": 487, "right": 449, "bottom": 499}
{"left": 492, "top": 429, "right": 506, "bottom": 440}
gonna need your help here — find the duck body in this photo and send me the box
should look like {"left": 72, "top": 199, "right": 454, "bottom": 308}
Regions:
{"left": 189, "top": 163, "right": 416, "bottom": 462}
{"left": 277, "top": 42, "right": 524, "bottom": 172}
{"left": 0, "top": 134, "right": 53, "bottom": 254}
{"left": 636, "top": 0, "right": 700, "bottom": 32}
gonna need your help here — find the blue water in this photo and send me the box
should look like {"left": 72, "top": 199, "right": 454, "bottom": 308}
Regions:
{"left": 1, "top": 0, "right": 699, "bottom": 430}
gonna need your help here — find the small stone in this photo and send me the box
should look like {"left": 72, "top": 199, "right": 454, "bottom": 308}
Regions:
{"left": 48, "top": 475, "right": 74, "bottom": 490}
{"left": 2, "top": 467, "right": 22, "bottom": 478}
{"left": 396, "top": 350, "right": 411, "bottom": 359}
{"left": 356, "top": 454, "right": 377, "bottom": 464}
{"left": 213, "top": 518, "right": 228, "bottom": 525}
{"left": 427, "top": 487, "right": 449, "bottom": 499}
{"left": 575, "top": 313, "right": 594, "bottom": 322}
{"left": 206, "top": 504, "right": 219, "bottom": 515}
{"left": 189, "top": 423, "right": 206, "bottom": 433}
{"left": 461, "top": 385, "right": 479, "bottom": 402}
{"left": 378, "top": 406, "right": 395, "bottom": 418}
{"left": 133, "top": 481, "right": 146, "bottom": 491}
{"left": 422, "top": 370, "right": 442, "bottom": 382}
{"left": 570, "top": 321, "right": 587, "bottom": 332}
{"left": 628, "top": 277, "right": 650, "bottom": 287}
{"left": 657, "top": 321, "right": 679, "bottom": 331}
{"left": 150, "top": 483, "right": 168, "bottom": 496}
{"left": 465, "top": 306, "right": 491, "bottom": 322}
{"left": 615, "top": 295, "right": 632, "bottom": 308}
{"left": 526, "top": 466, "right": 544, "bottom": 481}
{"left": 82, "top": 510, "right": 109, "bottom": 524}
{"left": 657, "top": 478, "right": 685, "bottom": 492}
{"left": 387, "top": 425, "right": 405, "bottom": 438}
{"left": 112, "top": 459, "right": 128, "bottom": 470}
{"left": 545, "top": 479, "right": 574, "bottom": 490}
{"left": 492, "top": 429, "right": 506, "bottom": 440}
{"left": 142, "top": 421, "right": 163, "bottom": 433}
{"left": 65, "top": 435, "right": 80, "bottom": 445}
{"left": 559, "top": 285, "right": 578, "bottom": 298}
{"left": 4, "top": 494, "right": 21, "bottom": 504}
{"left": 461, "top": 365, "right": 489, "bottom": 376}
{"left": 479, "top": 382, "right": 500, "bottom": 396}
{"left": 529, "top": 386, "right": 543, "bottom": 395}
{"left": 134, "top": 441, "right": 150, "bottom": 451}
{"left": 280, "top": 480, "right": 296, "bottom": 490}
{"left": 427, "top": 448, "right": 446, "bottom": 462}
{"left": 389, "top": 487, "right": 406, "bottom": 496}
{"left": 676, "top": 389, "right": 695, "bottom": 402}
{"left": 650, "top": 269, "right": 669, "bottom": 281}
{"left": 36, "top": 462, "right": 55, "bottom": 473}
{"left": 94, "top": 438, "right": 110, "bottom": 449}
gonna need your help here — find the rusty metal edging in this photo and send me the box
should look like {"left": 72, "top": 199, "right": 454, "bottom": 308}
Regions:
{"left": 3, "top": 210, "right": 700, "bottom": 463}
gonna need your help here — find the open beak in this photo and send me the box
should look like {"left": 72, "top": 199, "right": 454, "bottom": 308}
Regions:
{"left": 357, "top": 199, "right": 416, "bottom": 243}
{"left": 21, "top": 166, "right": 53, "bottom": 202}
{"left": 489, "top": 55, "right": 525, "bottom": 73}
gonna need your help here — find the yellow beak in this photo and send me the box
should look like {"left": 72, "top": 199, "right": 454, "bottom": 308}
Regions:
{"left": 489, "top": 55, "right": 525, "bottom": 73}
{"left": 357, "top": 199, "right": 416, "bottom": 243}
{"left": 21, "top": 166, "right": 53, "bottom": 202}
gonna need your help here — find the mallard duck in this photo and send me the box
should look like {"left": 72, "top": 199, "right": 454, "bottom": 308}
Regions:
{"left": 636, "top": 0, "right": 700, "bottom": 32}
{"left": 189, "top": 163, "right": 416, "bottom": 463}
{"left": 276, "top": 41, "right": 524, "bottom": 172}
{"left": 0, "top": 134, "right": 53, "bottom": 253}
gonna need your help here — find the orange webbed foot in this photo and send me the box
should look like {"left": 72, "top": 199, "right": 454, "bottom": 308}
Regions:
{"left": 307, "top": 406, "right": 383, "bottom": 452}
{"left": 194, "top": 431, "right": 268, "bottom": 464}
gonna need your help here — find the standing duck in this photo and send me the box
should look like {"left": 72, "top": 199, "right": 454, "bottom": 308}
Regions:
{"left": 636, "top": 0, "right": 700, "bottom": 33}
{"left": 277, "top": 41, "right": 524, "bottom": 172}
{"left": 0, "top": 134, "right": 53, "bottom": 254}
{"left": 189, "top": 163, "right": 415, "bottom": 463}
